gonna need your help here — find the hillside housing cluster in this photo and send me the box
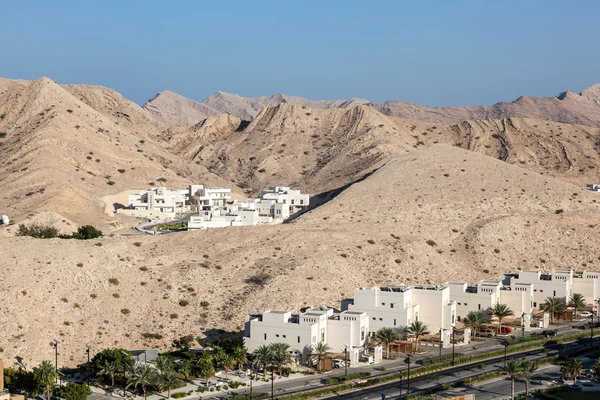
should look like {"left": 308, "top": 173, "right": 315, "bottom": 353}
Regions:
{"left": 244, "top": 268, "right": 600, "bottom": 365}
{"left": 118, "top": 185, "right": 309, "bottom": 229}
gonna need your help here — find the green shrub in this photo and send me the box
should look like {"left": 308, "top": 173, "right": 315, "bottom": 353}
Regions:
{"left": 171, "top": 392, "right": 187, "bottom": 398}
{"left": 16, "top": 223, "right": 59, "bottom": 238}
{"left": 72, "top": 225, "right": 103, "bottom": 240}
{"left": 54, "top": 382, "right": 92, "bottom": 400}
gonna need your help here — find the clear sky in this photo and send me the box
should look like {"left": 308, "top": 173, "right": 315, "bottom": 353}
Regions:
{"left": 1, "top": 1, "right": 598, "bottom": 107}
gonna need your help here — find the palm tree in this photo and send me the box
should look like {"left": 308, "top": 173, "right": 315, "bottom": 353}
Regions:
{"left": 158, "top": 370, "right": 181, "bottom": 399}
{"left": 376, "top": 327, "right": 400, "bottom": 358}
{"left": 592, "top": 359, "right": 600, "bottom": 380}
{"left": 119, "top": 356, "right": 136, "bottom": 396}
{"left": 568, "top": 293, "right": 587, "bottom": 319}
{"left": 310, "top": 342, "right": 331, "bottom": 372}
{"left": 176, "top": 359, "right": 193, "bottom": 381}
{"left": 155, "top": 355, "right": 174, "bottom": 373}
{"left": 221, "top": 354, "right": 236, "bottom": 379}
{"left": 252, "top": 345, "right": 273, "bottom": 378}
{"left": 99, "top": 360, "right": 119, "bottom": 387}
{"left": 567, "top": 359, "right": 583, "bottom": 384}
{"left": 540, "top": 297, "right": 566, "bottom": 324}
{"left": 195, "top": 357, "right": 215, "bottom": 386}
{"left": 126, "top": 362, "right": 159, "bottom": 400}
{"left": 33, "top": 360, "right": 57, "bottom": 400}
{"left": 464, "top": 310, "right": 486, "bottom": 337}
{"left": 232, "top": 346, "right": 249, "bottom": 372}
{"left": 519, "top": 360, "right": 539, "bottom": 396}
{"left": 269, "top": 342, "right": 292, "bottom": 377}
{"left": 490, "top": 303, "right": 515, "bottom": 335}
{"left": 407, "top": 321, "right": 430, "bottom": 352}
{"left": 499, "top": 359, "right": 523, "bottom": 400}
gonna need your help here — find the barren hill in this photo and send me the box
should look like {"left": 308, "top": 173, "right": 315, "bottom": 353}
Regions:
{"left": 369, "top": 84, "right": 600, "bottom": 128}
{"left": 142, "top": 90, "right": 368, "bottom": 127}
{"left": 0, "top": 77, "right": 238, "bottom": 228}
{"left": 2, "top": 145, "right": 600, "bottom": 367}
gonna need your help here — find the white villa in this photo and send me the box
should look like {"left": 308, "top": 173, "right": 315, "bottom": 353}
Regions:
{"left": 188, "top": 186, "right": 309, "bottom": 230}
{"left": 244, "top": 307, "right": 369, "bottom": 365}
{"left": 126, "top": 186, "right": 191, "bottom": 218}
{"left": 244, "top": 268, "right": 600, "bottom": 359}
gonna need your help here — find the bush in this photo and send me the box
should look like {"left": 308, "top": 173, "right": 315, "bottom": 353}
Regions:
{"left": 171, "top": 392, "right": 187, "bottom": 398}
{"left": 91, "top": 348, "right": 132, "bottom": 373}
{"left": 55, "top": 382, "right": 92, "bottom": 400}
{"left": 72, "top": 225, "right": 103, "bottom": 240}
{"left": 16, "top": 223, "right": 59, "bottom": 238}
{"left": 109, "top": 278, "right": 120, "bottom": 285}
{"left": 245, "top": 273, "right": 272, "bottom": 286}
{"left": 179, "top": 300, "right": 189, "bottom": 307}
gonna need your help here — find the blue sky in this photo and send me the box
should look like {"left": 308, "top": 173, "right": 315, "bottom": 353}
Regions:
{"left": 1, "top": 1, "right": 598, "bottom": 106}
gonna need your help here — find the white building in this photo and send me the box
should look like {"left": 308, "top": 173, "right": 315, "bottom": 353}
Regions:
{"left": 506, "top": 269, "right": 572, "bottom": 308}
{"left": 190, "top": 186, "right": 231, "bottom": 211}
{"left": 127, "top": 187, "right": 190, "bottom": 218}
{"left": 188, "top": 186, "right": 309, "bottom": 230}
{"left": 572, "top": 270, "right": 600, "bottom": 307}
{"left": 244, "top": 308, "right": 368, "bottom": 364}
{"left": 347, "top": 285, "right": 456, "bottom": 337}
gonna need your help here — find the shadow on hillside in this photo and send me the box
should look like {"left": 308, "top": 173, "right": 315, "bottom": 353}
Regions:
{"left": 284, "top": 165, "right": 385, "bottom": 223}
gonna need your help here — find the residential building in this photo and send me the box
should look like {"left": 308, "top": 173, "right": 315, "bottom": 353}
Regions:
{"left": 347, "top": 285, "right": 456, "bottom": 334}
{"left": 190, "top": 186, "right": 231, "bottom": 211}
{"left": 244, "top": 308, "right": 368, "bottom": 364}
{"left": 447, "top": 280, "right": 501, "bottom": 321}
{"left": 260, "top": 186, "right": 310, "bottom": 214}
{"left": 572, "top": 270, "right": 600, "bottom": 307}
{"left": 506, "top": 269, "right": 572, "bottom": 307}
{"left": 127, "top": 187, "right": 189, "bottom": 217}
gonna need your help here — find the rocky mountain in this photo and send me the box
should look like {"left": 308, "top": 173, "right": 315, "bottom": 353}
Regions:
{"left": 142, "top": 90, "right": 368, "bottom": 127}
{"left": 369, "top": 84, "right": 600, "bottom": 128}
{"left": 0, "top": 77, "right": 238, "bottom": 229}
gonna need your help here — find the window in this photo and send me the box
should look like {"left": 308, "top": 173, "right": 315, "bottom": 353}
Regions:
{"left": 283, "top": 335, "right": 286, "bottom": 338}
{"left": 390, "top": 303, "right": 394, "bottom": 309}
{"left": 553, "top": 291, "right": 556, "bottom": 296}
{"left": 264, "top": 333, "right": 267, "bottom": 340}
{"left": 464, "top": 303, "right": 467, "bottom": 306}
{"left": 540, "top": 290, "right": 543, "bottom": 292}
{"left": 393, "top": 319, "right": 397, "bottom": 326}
{"left": 478, "top": 304, "right": 481, "bottom": 310}
{"left": 382, "top": 302, "right": 386, "bottom": 306}
{"left": 297, "top": 336, "right": 301, "bottom": 343}
{"left": 361, "top": 328, "right": 365, "bottom": 341}
{"left": 457, "top": 316, "right": 461, "bottom": 322}
{"left": 300, "top": 200, "right": 304, "bottom": 204}
{"left": 276, "top": 334, "right": 280, "bottom": 338}
{"left": 372, "top": 317, "right": 376, "bottom": 321}
{"left": 291, "top": 200, "right": 295, "bottom": 205}
{"left": 458, "top": 302, "right": 461, "bottom": 305}
{"left": 533, "top": 302, "right": 537, "bottom": 308}
{"left": 379, "top": 318, "right": 383, "bottom": 321}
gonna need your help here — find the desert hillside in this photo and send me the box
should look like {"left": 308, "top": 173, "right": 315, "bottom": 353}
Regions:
{"left": 142, "top": 90, "right": 368, "bottom": 127}
{"left": 0, "top": 77, "right": 240, "bottom": 228}
{"left": 369, "top": 84, "right": 600, "bottom": 128}
{"left": 2, "top": 145, "right": 600, "bottom": 367}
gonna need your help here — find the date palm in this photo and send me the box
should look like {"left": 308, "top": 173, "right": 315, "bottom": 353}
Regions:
{"left": 221, "top": 354, "right": 236, "bottom": 379}
{"left": 269, "top": 342, "right": 292, "bottom": 377}
{"left": 158, "top": 369, "right": 181, "bottom": 398}
{"left": 490, "top": 303, "right": 514, "bottom": 335}
{"left": 126, "top": 362, "right": 159, "bottom": 400}
{"left": 500, "top": 359, "right": 523, "bottom": 400}
{"left": 540, "top": 297, "right": 566, "bottom": 324}
{"left": 519, "top": 360, "right": 539, "bottom": 396}
{"left": 568, "top": 293, "right": 587, "bottom": 319}
{"left": 252, "top": 345, "right": 273, "bottom": 378}
{"left": 195, "top": 356, "right": 215, "bottom": 386}
{"left": 407, "top": 321, "right": 430, "bottom": 352}
{"left": 567, "top": 359, "right": 583, "bottom": 384}
{"left": 33, "top": 360, "right": 57, "bottom": 400}
{"left": 464, "top": 310, "right": 486, "bottom": 337}
{"left": 376, "top": 327, "right": 400, "bottom": 358}
{"left": 232, "top": 345, "right": 249, "bottom": 372}
{"left": 155, "top": 355, "right": 174, "bottom": 373}
{"left": 99, "top": 360, "right": 119, "bottom": 387}
{"left": 310, "top": 342, "right": 331, "bottom": 372}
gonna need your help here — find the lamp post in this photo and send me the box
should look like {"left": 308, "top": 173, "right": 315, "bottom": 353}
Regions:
{"left": 451, "top": 326, "right": 455, "bottom": 366}
{"left": 52, "top": 339, "right": 60, "bottom": 383}
{"left": 591, "top": 313, "right": 595, "bottom": 349}
{"left": 596, "top": 298, "right": 600, "bottom": 325}
{"left": 86, "top": 344, "right": 92, "bottom": 364}
{"left": 344, "top": 345, "right": 348, "bottom": 376}
{"left": 270, "top": 368, "right": 274, "bottom": 400}
{"left": 249, "top": 368, "right": 254, "bottom": 395}
{"left": 406, "top": 353, "right": 411, "bottom": 395}
{"left": 502, "top": 340, "right": 509, "bottom": 364}
{"left": 521, "top": 313, "right": 525, "bottom": 338}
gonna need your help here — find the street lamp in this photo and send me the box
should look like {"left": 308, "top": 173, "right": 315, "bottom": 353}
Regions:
{"left": 521, "top": 313, "right": 525, "bottom": 338}
{"left": 86, "top": 344, "right": 92, "bottom": 364}
{"left": 405, "top": 353, "right": 411, "bottom": 395}
{"left": 591, "top": 313, "right": 595, "bottom": 349}
{"left": 451, "top": 326, "right": 456, "bottom": 366}
{"left": 52, "top": 339, "right": 60, "bottom": 383}
{"left": 343, "top": 345, "right": 348, "bottom": 376}
{"left": 596, "top": 298, "right": 600, "bottom": 325}
{"left": 270, "top": 367, "right": 274, "bottom": 400}
{"left": 501, "top": 340, "right": 509, "bottom": 364}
